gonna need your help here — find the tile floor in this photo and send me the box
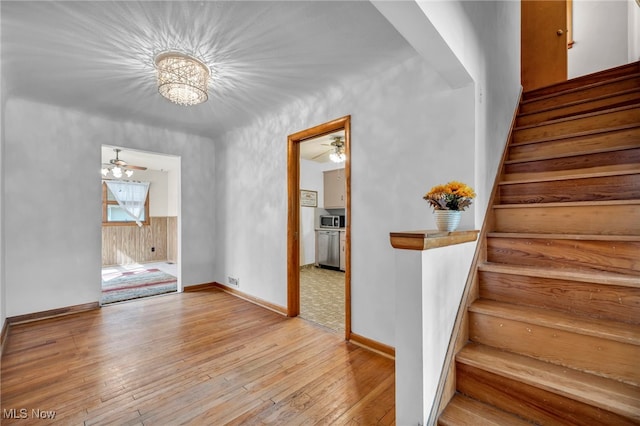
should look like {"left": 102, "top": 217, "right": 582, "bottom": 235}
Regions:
{"left": 299, "top": 265, "right": 345, "bottom": 333}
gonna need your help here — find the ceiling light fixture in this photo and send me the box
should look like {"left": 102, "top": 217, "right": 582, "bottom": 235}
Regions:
{"left": 154, "top": 51, "right": 210, "bottom": 106}
{"left": 330, "top": 150, "right": 346, "bottom": 163}
{"left": 101, "top": 167, "right": 133, "bottom": 179}
{"left": 329, "top": 137, "right": 346, "bottom": 163}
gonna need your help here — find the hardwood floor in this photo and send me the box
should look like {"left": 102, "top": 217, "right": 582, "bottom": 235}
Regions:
{"left": 1, "top": 289, "right": 395, "bottom": 425}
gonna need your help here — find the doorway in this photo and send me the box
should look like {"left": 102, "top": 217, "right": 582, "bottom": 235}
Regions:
{"left": 521, "top": 0, "right": 569, "bottom": 91}
{"left": 100, "top": 145, "right": 181, "bottom": 305}
{"left": 287, "top": 116, "right": 351, "bottom": 339}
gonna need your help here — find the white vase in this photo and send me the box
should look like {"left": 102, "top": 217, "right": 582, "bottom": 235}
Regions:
{"left": 433, "top": 210, "right": 462, "bottom": 232}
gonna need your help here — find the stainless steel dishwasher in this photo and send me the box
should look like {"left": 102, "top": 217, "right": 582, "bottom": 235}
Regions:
{"left": 316, "top": 230, "right": 340, "bottom": 268}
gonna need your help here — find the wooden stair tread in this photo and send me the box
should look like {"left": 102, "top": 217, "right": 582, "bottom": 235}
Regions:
{"left": 520, "top": 75, "right": 640, "bottom": 117}
{"left": 469, "top": 299, "right": 640, "bottom": 345}
{"left": 516, "top": 94, "right": 640, "bottom": 129}
{"left": 518, "top": 87, "right": 640, "bottom": 119}
{"left": 510, "top": 123, "right": 640, "bottom": 147}
{"left": 457, "top": 343, "right": 640, "bottom": 420}
{"left": 501, "top": 163, "right": 640, "bottom": 184}
{"left": 522, "top": 65, "right": 640, "bottom": 101}
{"left": 505, "top": 144, "right": 640, "bottom": 165}
{"left": 494, "top": 199, "right": 640, "bottom": 208}
{"left": 478, "top": 262, "right": 640, "bottom": 288}
{"left": 486, "top": 232, "right": 640, "bottom": 242}
{"left": 438, "top": 394, "right": 532, "bottom": 426}
{"left": 514, "top": 104, "right": 640, "bottom": 132}
{"left": 521, "top": 73, "right": 640, "bottom": 106}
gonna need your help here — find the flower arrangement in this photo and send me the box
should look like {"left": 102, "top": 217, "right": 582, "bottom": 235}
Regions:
{"left": 423, "top": 181, "right": 476, "bottom": 211}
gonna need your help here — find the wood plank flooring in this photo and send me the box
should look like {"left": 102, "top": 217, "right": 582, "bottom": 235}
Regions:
{"left": 1, "top": 289, "right": 395, "bottom": 425}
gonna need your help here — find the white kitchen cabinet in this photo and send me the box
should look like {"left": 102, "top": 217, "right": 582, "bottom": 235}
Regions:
{"left": 323, "top": 168, "right": 345, "bottom": 209}
{"left": 339, "top": 230, "right": 346, "bottom": 271}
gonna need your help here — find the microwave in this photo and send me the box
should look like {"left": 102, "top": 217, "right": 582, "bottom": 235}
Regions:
{"left": 320, "top": 215, "right": 345, "bottom": 228}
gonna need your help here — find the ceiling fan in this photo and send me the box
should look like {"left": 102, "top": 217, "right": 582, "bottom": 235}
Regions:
{"left": 312, "top": 135, "right": 346, "bottom": 163}
{"left": 102, "top": 149, "right": 147, "bottom": 179}
{"left": 107, "top": 149, "right": 147, "bottom": 170}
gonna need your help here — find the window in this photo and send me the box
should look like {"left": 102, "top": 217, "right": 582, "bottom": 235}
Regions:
{"left": 102, "top": 182, "right": 150, "bottom": 226}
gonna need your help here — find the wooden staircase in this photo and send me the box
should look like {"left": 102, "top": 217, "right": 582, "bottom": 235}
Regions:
{"left": 438, "top": 62, "right": 640, "bottom": 425}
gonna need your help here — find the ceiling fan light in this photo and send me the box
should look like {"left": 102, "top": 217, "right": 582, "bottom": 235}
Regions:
{"left": 101, "top": 168, "right": 110, "bottom": 177}
{"left": 154, "top": 52, "right": 209, "bottom": 106}
{"left": 330, "top": 151, "right": 346, "bottom": 163}
{"left": 328, "top": 136, "right": 346, "bottom": 163}
{"left": 125, "top": 170, "right": 134, "bottom": 178}
{"left": 112, "top": 167, "right": 123, "bottom": 178}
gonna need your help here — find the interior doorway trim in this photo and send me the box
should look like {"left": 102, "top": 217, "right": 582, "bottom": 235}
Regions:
{"left": 100, "top": 145, "right": 182, "bottom": 303}
{"left": 287, "top": 115, "right": 351, "bottom": 339}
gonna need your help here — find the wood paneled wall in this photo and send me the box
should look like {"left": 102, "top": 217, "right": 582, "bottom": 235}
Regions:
{"left": 167, "top": 216, "right": 177, "bottom": 263}
{"left": 102, "top": 217, "right": 177, "bottom": 266}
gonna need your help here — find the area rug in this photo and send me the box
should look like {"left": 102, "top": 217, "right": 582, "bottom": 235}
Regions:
{"left": 101, "top": 268, "right": 177, "bottom": 305}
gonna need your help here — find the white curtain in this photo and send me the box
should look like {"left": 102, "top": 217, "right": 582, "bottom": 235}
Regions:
{"left": 105, "top": 181, "right": 150, "bottom": 227}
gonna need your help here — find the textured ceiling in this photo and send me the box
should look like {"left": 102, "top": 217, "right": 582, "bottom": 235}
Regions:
{"left": 1, "top": 1, "right": 415, "bottom": 139}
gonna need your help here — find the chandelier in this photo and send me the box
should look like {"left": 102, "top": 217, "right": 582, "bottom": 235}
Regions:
{"left": 102, "top": 167, "right": 133, "bottom": 179}
{"left": 154, "top": 51, "right": 210, "bottom": 106}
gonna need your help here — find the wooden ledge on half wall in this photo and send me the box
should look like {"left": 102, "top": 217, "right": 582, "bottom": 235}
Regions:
{"left": 389, "top": 229, "right": 479, "bottom": 251}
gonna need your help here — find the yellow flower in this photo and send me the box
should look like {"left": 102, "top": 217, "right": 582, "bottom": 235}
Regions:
{"left": 446, "top": 181, "right": 475, "bottom": 197}
{"left": 423, "top": 180, "right": 476, "bottom": 211}
{"left": 425, "top": 184, "right": 449, "bottom": 197}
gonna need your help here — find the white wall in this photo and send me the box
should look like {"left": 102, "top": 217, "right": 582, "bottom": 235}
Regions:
{"left": 147, "top": 170, "right": 168, "bottom": 217}
{"left": 4, "top": 98, "right": 216, "bottom": 317}
{"left": 214, "top": 53, "right": 475, "bottom": 346}
{"left": 569, "top": 0, "right": 630, "bottom": 78}
{"left": 421, "top": 241, "right": 476, "bottom": 422}
{"left": 630, "top": 0, "right": 640, "bottom": 62}
{"left": 167, "top": 167, "right": 180, "bottom": 217}
{"left": 392, "top": 241, "right": 476, "bottom": 425}
{"left": 213, "top": 0, "right": 521, "bottom": 348}
{"left": 213, "top": 0, "right": 520, "bottom": 354}
{"left": 416, "top": 0, "right": 522, "bottom": 224}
